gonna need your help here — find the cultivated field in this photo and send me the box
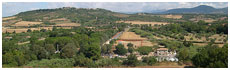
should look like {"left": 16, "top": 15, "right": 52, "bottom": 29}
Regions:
{"left": 2, "top": 27, "right": 53, "bottom": 33}
{"left": 159, "top": 15, "right": 182, "bottom": 19}
{"left": 119, "top": 32, "right": 147, "bottom": 40}
{"left": 118, "top": 41, "right": 154, "bottom": 49}
{"left": 184, "top": 33, "right": 227, "bottom": 43}
{"left": 117, "top": 31, "right": 154, "bottom": 48}
{"left": 117, "top": 21, "right": 170, "bottom": 26}
{"left": 2, "top": 16, "right": 17, "bottom": 21}
{"left": 12, "top": 21, "right": 42, "bottom": 27}
{"left": 2, "top": 26, "right": 78, "bottom": 33}
{"left": 49, "top": 18, "right": 69, "bottom": 22}
{"left": 189, "top": 18, "right": 216, "bottom": 23}
{"left": 3, "top": 28, "right": 39, "bottom": 33}
{"left": 54, "top": 23, "right": 81, "bottom": 27}
{"left": 112, "top": 13, "right": 130, "bottom": 18}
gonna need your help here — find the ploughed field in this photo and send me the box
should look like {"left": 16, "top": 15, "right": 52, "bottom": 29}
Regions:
{"left": 116, "top": 31, "right": 154, "bottom": 49}
{"left": 2, "top": 17, "right": 81, "bottom": 33}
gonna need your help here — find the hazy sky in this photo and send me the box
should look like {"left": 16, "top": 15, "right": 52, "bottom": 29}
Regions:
{"left": 2, "top": 2, "right": 228, "bottom": 17}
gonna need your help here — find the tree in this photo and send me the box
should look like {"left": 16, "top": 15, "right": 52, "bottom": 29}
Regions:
{"left": 137, "top": 46, "right": 152, "bottom": 55}
{"left": 123, "top": 54, "right": 139, "bottom": 67}
{"left": 183, "top": 40, "right": 193, "bottom": 47}
{"left": 114, "top": 44, "right": 127, "bottom": 55}
{"left": 84, "top": 44, "right": 101, "bottom": 60}
{"left": 25, "top": 58, "right": 75, "bottom": 68}
{"left": 61, "top": 43, "right": 77, "bottom": 58}
{"left": 142, "top": 56, "right": 157, "bottom": 65}
{"left": 127, "top": 43, "right": 134, "bottom": 47}
{"left": 44, "top": 44, "right": 56, "bottom": 57}
{"left": 101, "top": 44, "right": 112, "bottom": 54}
{"left": 128, "top": 46, "right": 134, "bottom": 53}
{"left": 30, "top": 45, "right": 48, "bottom": 60}
{"left": 40, "top": 29, "right": 47, "bottom": 32}
{"left": 13, "top": 30, "right": 16, "bottom": 33}
{"left": 2, "top": 52, "right": 18, "bottom": 66}
{"left": 74, "top": 53, "right": 95, "bottom": 67}
{"left": 27, "top": 29, "right": 32, "bottom": 32}
{"left": 177, "top": 48, "right": 189, "bottom": 62}
{"left": 192, "top": 45, "right": 228, "bottom": 68}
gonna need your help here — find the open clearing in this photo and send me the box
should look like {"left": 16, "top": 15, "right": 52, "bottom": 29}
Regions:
{"left": 184, "top": 33, "right": 227, "bottom": 43}
{"left": 112, "top": 14, "right": 130, "bottom": 18}
{"left": 159, "top": 15, "right": 182, "bottom": 19}
{"left": 3, "top": 27, "right": 52, "bottom": 33}
{"left": 189, "top": 18, "right": 216, "bottom": 23}
{"left": 118, "top": 41, "right": 154, "bottom": 49}
{"left": 12, "top": 21, "right": 42, "bottom": 27}
{"left": 49, "top": 18, "right": 69, "bottom": 22}
{"left": 2, "top": 16, "right": 17, "bottom": 21}
{"left": 117, "top": 21, "right": 170, "bottom": 26}
{"left": 119, "top": 32, "right": 147, "bottom": 40}
{"left": 117, "top": 31, "right": 153, "bottom": 48}
{"left": 54, "top": 23, "right": 81, "bottom": 27}
{"left": 2, "top": 26, "right": 77, "bottom": 33}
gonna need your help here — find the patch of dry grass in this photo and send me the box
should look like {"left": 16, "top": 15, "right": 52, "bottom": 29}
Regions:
{"left": 2, "top": 16, "right": 16, "bottom": 21}
{"left": 160, "top": 15, "right": 182, "bottom": 19}
{"left": 117, "top": 21, "right": 170, "bottom": 26}
{"left": 12, "top": 21, "right": 42, "bottom": 27}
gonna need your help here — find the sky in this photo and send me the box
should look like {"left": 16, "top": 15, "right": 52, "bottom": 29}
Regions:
{"left": 2, "top": 2, "right": 228, "bottom": 17}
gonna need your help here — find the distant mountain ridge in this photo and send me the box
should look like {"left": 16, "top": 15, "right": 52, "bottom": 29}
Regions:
{"left": 161, "top": 5, "right": 228, "bottom": 14}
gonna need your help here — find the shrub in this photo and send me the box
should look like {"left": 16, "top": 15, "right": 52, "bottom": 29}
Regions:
{"left": 25, "top": 58, "right": 75, "bottom": 68}
{"left": 123, "top": 54, "right": 139, "bottom": 67}
{"left": 142, "top": 56, "right": 157, "bottom": 65}
{"left": 137, "top": 46, "right": 152, "bottom": 55}
{"left": 114, "top": 44, "right": 127, "bottom": 55}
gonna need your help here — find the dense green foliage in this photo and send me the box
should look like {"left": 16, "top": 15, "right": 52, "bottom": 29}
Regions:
{"left": 2, "top": 7, "right": 228, "bottom": 68}
{"left": 192, "top": 44, "right": 228, "bottom": 68}
{"left": 25, "top": 58, "right": 75, "bottom": 68}
{"left": 142, "top": 56, "right": 157, "bottom": 65}
{"left": 2, "top": 26, "right": 122, "bottom": 67}
{"left": 137, "top": 46, "right": 152, "bottom": 55}
{"left": 114, "top": 44, "right": 127, "bottom": 55}
{"left": 123, "top": 54, "right": 139, "bottom": 67}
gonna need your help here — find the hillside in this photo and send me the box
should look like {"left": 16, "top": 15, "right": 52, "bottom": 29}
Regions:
{"left": 14, "top": 7, "right": 128, "bottom": 24}
{"left": 162, "top": 5, "right": 228, "bottom": 14}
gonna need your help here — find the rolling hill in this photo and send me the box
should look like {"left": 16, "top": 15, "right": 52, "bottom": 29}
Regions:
{"left": 14, "top": 7, "right": 127, "bottom": 23}
{"left": 162, "top": 5, "right": 228, "bottom": 14}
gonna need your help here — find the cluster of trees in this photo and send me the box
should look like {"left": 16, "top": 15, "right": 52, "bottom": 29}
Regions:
{"left": 114, "top": 44, "right": 128, "bottom": 55}
{"left": 122, "top": 54, "right": 157, "bottom": 67}
{"left": 192, "top": 44, "right": 228, "bottom": 68}
{"left": 124, "top": 14, "right": 175, "bottom": 23}
{"left": 43, "top": 22, "right": 56, "bottom": 25}
{"left": 2, "top": 26, "right": 119, "bottom": 67}
{"left": 137, "top": 46, "right": 152, "bottom": 55}
{"left": 158, "top": 20, "right": 227, "bottom": 34}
